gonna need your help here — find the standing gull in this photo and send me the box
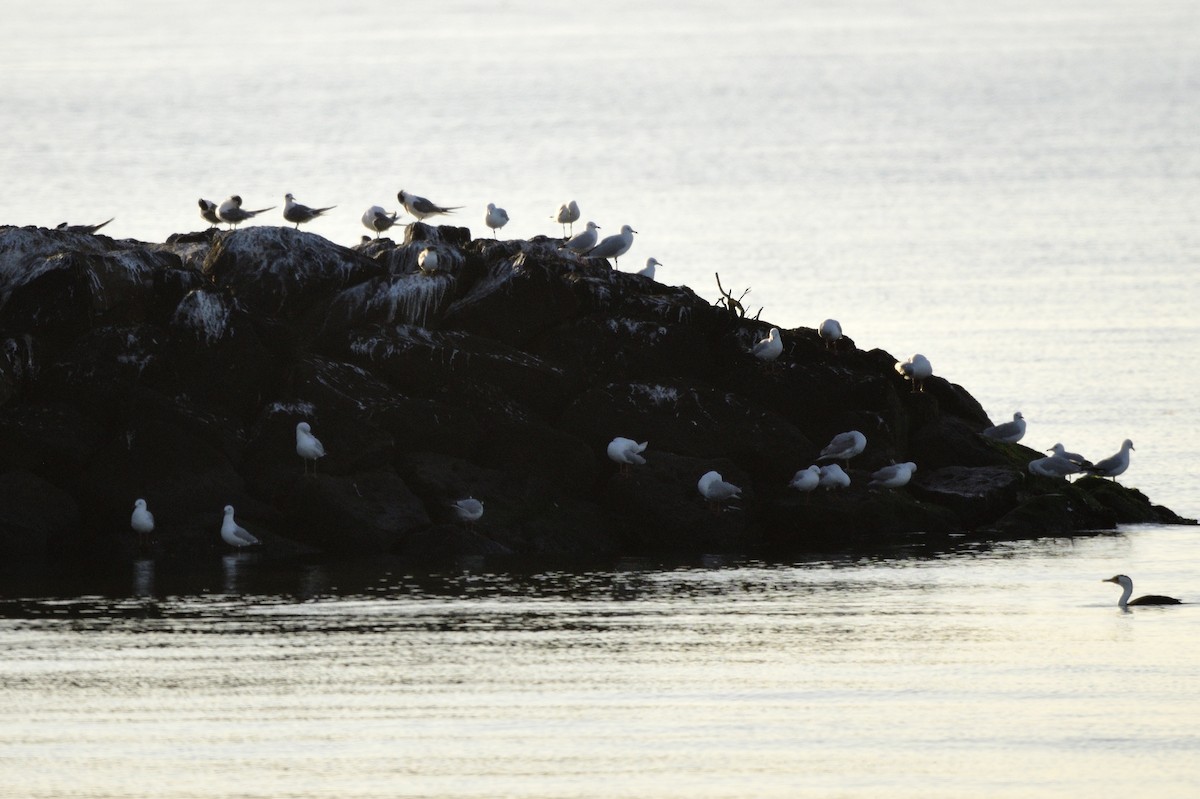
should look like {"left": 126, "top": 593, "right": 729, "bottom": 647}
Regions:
{"left": 1102, "top": 574, "right": 1181, "bottom": 608}
{"left": 131, "top": 498, "right": 155, "bottom": 546}
{"left": 220, "top": 505, "right": 261, "bottom": 548}
{"left": 869, "top": 462, "right": 917, "bottom": 489}
{"left": 607, "top": 437, "right": 648, "bottom": 475}
{"left": 362, "top": 205, "right": 401, "bottom": 237}
{"left": 1086, "top": 439, "right": 1134, "bottom": 480}
{"left": 553, "top": 200, "right": 580, "bottom": 236}
{"left": 484, "top": 203, "right": 510, "bottom": 238}
{"left": 397, "top": 189, "right": 462, "bottom": 221}
{"left": 817, "top": 430, "right": 867, "bottom": 468}
{"left": 819, "top": 319, "right": 843, "bottom": 352}
{"left": 895, "top": 353, "right": 932, "bottom": 392}
{"left": 981, "top": 412, "right": 1026, "bottom": 443}
{"left": 561, "top": 221, "right": 600, "bottom": 255}
{"left": 217, "top": 196, "right": 276, "bottom": 229}
{"left": 199, "top": 199, "right": 221, "bottom": 227}
{"left": 789, "top": 465, "right": 821, "bottom": 501}
{"left": 638, "top": 257, "right": 662, "bottom": 280}
{"left": 283, "top": 193, "right": 336, "bottom": 228}
{"left": 1048, "top": 443, "right": 1093, "bottom": 469}
{"left": 751, "top": 327, "right": 783, "bottom": 366}
{"left": 697, "top": 470, "right": 742, "bottom": 512}
{"left": 296, "top": 421, "right": 326, "bottom": 475}
{"left": 587, "top": 224, "right": 637, "bottom": 267}
{"left": 818, "top": 464, "right": 851, "bottom": 489}
{"left": 1027, "top": 452, "right": 1082, "bottom": 479}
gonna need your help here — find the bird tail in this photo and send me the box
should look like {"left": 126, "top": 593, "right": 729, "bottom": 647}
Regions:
{"left": 248, "top": 206, "right": 277, "bottom": 215}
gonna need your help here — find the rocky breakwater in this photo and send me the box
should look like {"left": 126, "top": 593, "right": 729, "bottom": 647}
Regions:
{"left": 0, "top": 223, "right": 1192, "bottom": 566}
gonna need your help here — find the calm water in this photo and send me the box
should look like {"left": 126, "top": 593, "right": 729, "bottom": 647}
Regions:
{"left": 1, "top": 527, "right": 1199, "bottom": 798}
{"left": 2, "top": 2, "right": 1199, "bottom": 795}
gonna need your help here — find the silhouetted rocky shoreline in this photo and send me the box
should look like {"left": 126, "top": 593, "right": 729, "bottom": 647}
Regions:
{"left": 0, "top": 223, "right": 1192, "bottom": 570}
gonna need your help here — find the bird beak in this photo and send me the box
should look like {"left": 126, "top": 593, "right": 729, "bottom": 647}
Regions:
{"left": 1101, "top": 577, "right": 1117, "bottom": 584}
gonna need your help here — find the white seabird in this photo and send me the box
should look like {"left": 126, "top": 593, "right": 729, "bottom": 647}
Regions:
{"left": 1048, "top": 443, "right": 1093, "bottom": 469}
{"left": 220, "top": 505, "right": 261, "bottom": 548}
{"left": 1086, "top": 439, "right": 1134, "bottom": 480}
{"left": 607, "top": 437, "right": 648, "bottom": 474}
{"left": 818, "top": 463, "right": 851, "bottom": 489}
{"left": 131, "top": 498, "right": 155, "bottom": 545}
{"left": 199, "top": 199, "right": 221, "bottom": 227}
{"left": 869, "top": 461, "right": 917, "bottom": 489}
{"left": 561, "top": 221, "right": 600, "bottom": 254}
{"left": 283, "top": 193, "right": 336, "bottom": 228}
{"left": 362, "top": 205, "right": 401, "bottom": 237}
{"left": 1102, "top": 574, "right": 1181, "bottom": 608}
{"left": 698, "top": 470, "right": 742, "bottom": 511}
{"left": 981, "top": 412, "right": 1025, "bottom": 443}
{"left": 451, "top": 497, "right": 484, "bottom": 524}
{"left": 553, "top": 200, "right": 580, "bottom": 236}
{"left": 586, "top": 224, "right": 637, "bottom": 267}
{"left": 895, "top": 353, "right": 933, "bottom": 392}
{"left": 751, "top": 327, "right": 783, "bottom": 365}
{"left": 819, "top": 319, "right": 842, "bottom": 352}
{"left": 1028, "top": 452, "right": 1082, "bottom": 479}
{"left": 484, "top": 203, "right": 509, "bottom": 238}
{"left": 789, "top": 465, "right": 821, "bottom": 495}
{"left": 217, "top": 196, "right": 276, "bottom": 229}
{"left": 417, "top": 248, "right": 440, "bottom": 273}
{"left": 296, "top": 421, "right": 326, "bottom": 475}
{"left": 817, "top": 431, "right": 867, "bottom": 467}
{"left": 638, "top": 257, "right": 662, "bottom": 280}
{"left": 397, "top": 189, "right": 462, "bottom": 221}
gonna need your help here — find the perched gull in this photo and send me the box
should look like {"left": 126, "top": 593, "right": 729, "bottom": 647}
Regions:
{"left": 1028, "top": 452, "right": 1082, "bottom": 479}
{"left": 283, "top": 193, "right": 335, "bottom": 228}
{"left": 397, "top": 189, "right": 462, "bottom": 221}
{"left": 818, "top": 463, "right": 851, "bottom": 489}
{"left": 819, "top": 319, "right": 842, "bottom": 352}
{"left": 638, "top": 257, "right": 662, "bottom": 280}
{"left": 1048, "top": 443, "right": 1093, "bottom": 469}
{"left": 895, "top": 353, "right": 933, "bottom": 392}
{"left": 698, "top": 470, "right": 742, "bottom": 511}
{"left": 751, "top": 327, "right": 783, "bottom": 366}
{"left": 561, "top": 221, "right": 600, "bottom": 254}
{"left": 817, "top": 431, "right": 867, "bottom": 467}
{"left": 607, "top": 437, "right": 648, "bottom": 475}
{"left": 131, "top": 498, "right": 155, "bottom": 546}
{"left": 484, "top": 202, "right": 510, "bottom": 238}
{"left": 1086, "top": 439, "right": 1134, "bottom": 480}
{"left": 57, "top": 219, "right": 113, "bottom": 234}
{"left": 869, "top": 461, "right": 917, "bottom": 489}
{"left": 220, "top": 505, "right": 261, "bottom": 548}
{"left": 199, "top": 199, "right": 221, "bottom": 227}
{"left": 587, "top": 224, "right": 637, "bottom": 267}
{"left": 417, "top": 248, "right": 440, "bottom": 274}
{"left": 362, "top": 205, "right": 401, "bottom": 237}
{"left": 451, "top": 497, "right": 484, "bottom": 524}
{"left": 981, "top": 412, "right": 1026, "bottom": 443}
{"left": 217, "top": 196, "right": 276, "bottom": 229}
{"left": 789, "top": 465, "right": 821, "bottom": 499}
{"left": 553, "top": 200, "right": 580, "bottom": 236}
{"left": 1102, "top": 574, "right": 1181, "bottom": 608}
{"left": 296, "top": 421, "right": 326, "bottom": 475}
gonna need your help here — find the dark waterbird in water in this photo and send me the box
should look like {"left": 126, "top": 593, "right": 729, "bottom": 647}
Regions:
{"left": 1103, "top": 574, "right": 1181, "bottom": 608}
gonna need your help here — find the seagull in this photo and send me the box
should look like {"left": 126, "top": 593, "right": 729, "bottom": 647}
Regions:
{"left": 1048, "top": 443, "right": 1093, "bottom": 469}
{"left": 362, "top": 205, "right": 401, "bottom": 237}
{"left": 417, "top": 248, "right": 440, "bottom": 274}
{"left": 397, "top": 189, "right": 462, "bottom": 221}
{"left": 220, "top": 505, "right": 261, "bottom": 548}
{"left": 1102, "top": 574, "right": 1181, "bottom": 608}
{"left": 895, "top": 353, "right": 933, "bottom": 392}
{"left": 451, "top": 497, "right": 484, "bottom": 524}
{"left": 283, "top": 193, "right": 335, "bottom": 228}
{"left": 131, "top": 498, "right": 155, "bottom": 546}
{"left": 1028, "top": 452, "right": 1082, "bottom": 479}
{"left": 698, "top": 470, "right": 741, "bottom": 512}
{"left": 296, "top": 421, "right": 326, "bottom": 475}
{"left": 217, "top": 196, "right": 275, "bottom": 229}
{"left": 1086, "top": 439, "right": 1134, "bottom": 480}
{"left": 638, "top": 257, "right": 662, "bottom": 280}
{"left": 587, "top": 224, "right": 637, "bottom": 267}
{"left": 199, "top": 199, "right": 221, "bottom": 227}
{"left": 751, "top": 327, "right": 783, "bottom": 366}
{"left": 818, "top": 463, "right": 851, "bottom": 489}
{"left": 981, "top": 412, "right": 1026, "bottom": 443}
{"left": 817, "top": 431, "right": 867, "bottom": 468}
{"left": 869, "top": 461, "right": 917, "bottom": 489}
{"left": 553, "top": 200, "right": 580, "bottom": 236}
{"left": 607, "top": 437, "right": 648, "bottom": 475}
{"left": 789, "top": 465, "right": 821, "bottom": 500}
{"left": 57, "top": 219, "right": 113, "bottom": 234}
{"left": 484, "top": 203, "right": 509, "bottom": 238}
{"left": 561, "top": 221, "right": 600, "bottom": 254}
{"left": 819, "top": 319, "right": 843, "bottom": 352}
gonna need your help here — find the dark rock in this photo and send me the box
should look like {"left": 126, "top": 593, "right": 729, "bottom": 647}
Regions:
{"left": 0, "top": 469, "right": 83, "bottom": 558}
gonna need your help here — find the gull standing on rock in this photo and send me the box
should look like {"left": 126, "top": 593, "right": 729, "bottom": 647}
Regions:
{"left": 283, "top": 193, "right": 336, "bottom": 228}
{"left": 895, "top": 353, "right": 933, "bottom": 392}
{"left": 1048, "top": 443, "right": 1093, "bottom": 469}
{"left": 818, "top": 464, "right": 851, "bottom": 489}
{"left": 1086, "top": 439, "right": 1134, "bottom": 480}
{"left": 217, "top": 196, "right": 276, "bottom": 229}
{"left": 199, "top": 199, "right": 221, "bottom": 227}
{"left": 819, "top": 319, "right": 843, "bottom": 352}
{"left": 698, "top": 470, "right": 742, "bottom": 512}
{"left": 981, "top": 412, "right": 1026, "bottom": 443}
{"left": 397, "top": 189, "right": 462, "bottom": 221}
{"left": 587, "top": 224, "right": 637, "bottom": 267}
{"left": 221, "top": 505, "right": 261, "bottom": 548}
{"left": 607, "top": 437, "right": 648, "bottom": 475}
{"left": 484, "top": 203, "right": 509, "bottom": 238}
{"left": 789, "top": 465, "right": 821, "bottom": 500}
{"left": 451, "top": 497, "right": 484, "bottom": 525}
{"left": 553, "top": 200, "right": 580, "bottom": 236}
{"left": 296, "top": 422, "right": 326, "bottom": 475}
{"left": 561, "top": 221, "right": 600, "bottom": 255}
{"left": 817, "top": 430, "right": 867, "bottom": 468}
{"left": 638, "top": 258, "right": 662, "bottom": 280}
{"left": 869, "top": 462, "right": 917, "bottom": 489}
{"left": 1028, "top": 451, "right": 1082, "bottom": 479}
{"left": 131, "top": 498, "right": 155, "bottom": 546}
{"left": 751, "top": 327, "right": 783, "bottom": 366}
{"left": 362, "top": 205, "right": 401, "bottom": 237}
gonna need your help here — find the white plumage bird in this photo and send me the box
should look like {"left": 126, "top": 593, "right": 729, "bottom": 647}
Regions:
{"left": 397, "top": 189, "right": 461, "bottom": 221}
{"left": 818, "top": 464, "right": 851, "bottom": 489}
{"left": 698, "top": 470, "right": 742, "bottom": 511}
{"left": 607, "top": 437, "right": 648, "bottom": 474}
{"left": 981, "top": 412, "right": 1026, "bottom": 443}
{"left": 751, "top": 327, "right": 783, "bottom": 365}
{"left": 283, "top": 193, "right": 335, "bottom": 228}
{"left": 220, "top": 505, "right": 260, "bottom": 548}
{"left": 561, "top": 221, "right": 600, "bottom": 254}
{"left": 586, "top": 224, "right": 637, "bottom": 266}
{"left": 1086, "top": 439, "right": 1134, "bottom": 480}
{"left": 1028, "top": 452, "right": 1082, "bottom": 479}
{"left": 789, "top": 465, "right": 821, "bottom": 496}
{"left": 895, "top": 353, "right": 933, "bottom": 392}
{"left": 217, "top": 195, "right": 275, "bottom": 228}
{"left": 484, "top": 203, "right": 509, "bottom": 238}
{"left": 451, "top": 497, "right": 484, "bottom": 524}
{"left": 362, "top": 205, "right": 401, "bottom": 237}
{"left": 638, "top": 257, "right": 662, "bottom": 280}
{"left": 553, "top": 200, "right": 580, "bottom": 236}
{"left": 819, "top": 319, "right": 842, "bottom": 352}
{"left": 869, "top": 461, "right": 917, "bottom": 489}
{"left": 131, "top": 498, "right": 155, "bottom": 545}
{"left": 296, "top": 422, "right": 326, "bottom": 475}
{"left": 818, "top": 431, "right": 867, "bottom": 467}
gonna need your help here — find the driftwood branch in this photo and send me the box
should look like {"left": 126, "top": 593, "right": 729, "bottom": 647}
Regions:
{"left": 714, "top": 272, "right": 751, "bottom": 318}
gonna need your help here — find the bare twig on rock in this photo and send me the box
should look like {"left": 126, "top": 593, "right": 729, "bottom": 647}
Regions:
{"left": 714, "top": 272, "right": 751, "bottom": 318}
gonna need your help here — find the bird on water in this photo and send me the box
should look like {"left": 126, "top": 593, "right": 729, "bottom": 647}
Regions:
{"left": 1102, "top": 574, "right": 1181, "bottom": 608}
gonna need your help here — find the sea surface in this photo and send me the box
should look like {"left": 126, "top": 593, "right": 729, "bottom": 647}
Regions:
{"left": 1, "top": 0, "right": 1198, "bottom": 795}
